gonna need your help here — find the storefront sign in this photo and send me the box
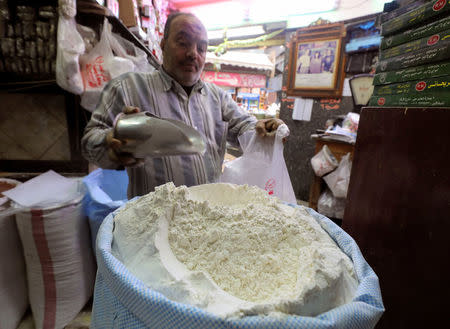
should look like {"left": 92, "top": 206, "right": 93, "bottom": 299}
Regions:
{"left": 201, "top": 71, "right": 266, "bottom": 88}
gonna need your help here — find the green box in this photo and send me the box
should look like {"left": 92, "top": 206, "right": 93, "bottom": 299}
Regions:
{"left": 376, "top": 42, "right": 450, "bottom": 73}
{"left": 368, "top": 93, "right": 450, "bottom": 107}
{"left": 379, "top": 29, "right": 450, "bottom": 60}
{"left": 379, "top": 1, "right": 428, "bottom": 24}
{"left": 373, "top": 62, "right": 450, "bottom": 85}
{"left": 381, "top": 0, "right": 450, "bottom": 36}
{"left": 373, "top": 76, "right": 450, "bottom": 95}
{"left": 380, "top": 15, "right": 450, "bottom": 50}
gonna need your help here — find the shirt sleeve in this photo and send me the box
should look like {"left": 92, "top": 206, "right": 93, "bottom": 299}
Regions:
{"left": 81, "top": 78, "right": 127, "bottom": 169}
{"left": 220, "top": 90, "right": 257, "bottom": 146}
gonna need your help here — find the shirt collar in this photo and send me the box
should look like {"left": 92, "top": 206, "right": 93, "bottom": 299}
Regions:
{"left": 159, "top": 66, "right": 206, "bottom": 96}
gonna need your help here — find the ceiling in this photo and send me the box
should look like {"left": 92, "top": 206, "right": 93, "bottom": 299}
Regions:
{"left": 170, "top": 1, "right": 389, "bottom": 31}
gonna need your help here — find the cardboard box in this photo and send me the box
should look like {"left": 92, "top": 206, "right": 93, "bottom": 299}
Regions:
{"left": 381, "top": 0, "right": 450, "bottom": 36}
{"left": 376, "top": 42, "right": 450, "bottom": 73}
{"left": 369, "top": 93, "right": 450, "bottom": 107}
{"left": 373, "top": 75, "right": 450, "bottom": 95}
{"left": 380, "top": 29, "right": 450, "bottom": 60}
{"left": 381, "top": 15, "right": 450, "bottom": 50}
{"left": 373, "top": 61, "right": 450, "bottom": 85}
{"left": 119, "top": 0, "right": 141, "bottom": 28}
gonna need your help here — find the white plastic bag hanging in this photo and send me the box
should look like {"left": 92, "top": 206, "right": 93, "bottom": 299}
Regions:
{"left": 311, "top": 144, "right": 338, "bottom": 177}
{"left": 79, "top": 18, "right": 134, "bottom": 111}
{"left": 55, "top": 15, "right": 85, "bottom": 94}
{"left": 318, "top": 188, "right": 347, "bottom": 219}
{"left": 220, "top": 124, "right": 297, "bottom": 204}
{"left": 110, "top": 32, "right": 154, "bottom": 73}
{"left": 323, "top": 153, "right": 352, "bottom": 198}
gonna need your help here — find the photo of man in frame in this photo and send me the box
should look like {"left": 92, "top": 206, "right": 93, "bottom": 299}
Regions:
{"left": 294, "top": 40, "right": 338, "bottom": 89}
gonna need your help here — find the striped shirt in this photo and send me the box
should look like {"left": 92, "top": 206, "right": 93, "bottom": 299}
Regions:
{"left": 81, "top": 68, "right": 257, "bottom": 198}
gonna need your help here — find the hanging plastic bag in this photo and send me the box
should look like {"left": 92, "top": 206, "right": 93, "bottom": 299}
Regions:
{"left": 318, "top": 188, "right": 347, "bottom": 219}
{"left": 110, "top": 32, "right": 154, "bottom": 73}
{"left": 79, "top": 18, "right": 134, "bottom": 111}
{"left": 323, "top": 153, "right": 352, "bottom": 198}
{"left": 55, "top": 14, "right": 85, "bottom": 94}
{"left": 76, "top": 24, "right": 98, "bottom": 53}
{"left": 220, "top": 124, "right": 297, "bottom": 204}
{"left": 310, "top": 144, "right": 338, "bottom": 177}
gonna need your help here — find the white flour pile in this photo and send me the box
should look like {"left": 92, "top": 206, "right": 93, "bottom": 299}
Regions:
{"left": 112, "top": 182, "right": 358, "bottom": 318}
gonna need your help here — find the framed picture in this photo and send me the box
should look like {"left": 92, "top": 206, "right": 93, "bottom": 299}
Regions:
{"left": 287, "top": 22, "right": 346, "bottom": 98}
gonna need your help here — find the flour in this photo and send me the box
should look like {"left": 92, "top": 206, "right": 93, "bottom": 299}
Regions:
{"left": 112, "top": 182, "right": 358, "bottom": 317}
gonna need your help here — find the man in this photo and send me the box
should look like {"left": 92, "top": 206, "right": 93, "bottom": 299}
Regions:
{"left": 81, "top": 12, "right": 284, "bottom": 198}
{"left": 297, "top": 49, "right": 311, "bottom": 74}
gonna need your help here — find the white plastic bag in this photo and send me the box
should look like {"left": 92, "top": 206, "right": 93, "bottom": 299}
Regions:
{"left": 110, "top": 33, "right": 154, "bottom": 73}
{"left": 56, "top": 15, "right": 85, "bottom": 94}
{"left": 311, "top": 144, "right": 338, "bottom": 177}
{"left": 318, "top": 188, "right": 347, "bottom": 219}
{"left": 323, "top": 153, "right": 352, "bottom": 198}
{"left": 220, "top": 124, "right": 297, "bottom": 204}
{"left": 0, "top": 179, "right": 28, "bottom": 329}
{"left": 80, "top": 18, "right": 134, "bottom": 111}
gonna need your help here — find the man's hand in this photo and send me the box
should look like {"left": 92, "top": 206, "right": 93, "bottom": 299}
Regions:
{"left": 105, "top": 106, "right": 144, "bottom": 167}
{"left": 255, "top": 118, "right": 285, "bottom": 137}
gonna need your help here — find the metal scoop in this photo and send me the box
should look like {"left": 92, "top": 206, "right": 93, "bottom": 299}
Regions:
{"left": 113, "top": 112, "right": 206, "bottom": 157}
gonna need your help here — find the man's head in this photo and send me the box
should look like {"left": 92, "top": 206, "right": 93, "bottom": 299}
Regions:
{"left": 161, "top": 12, "right": 208, "bottom": 87}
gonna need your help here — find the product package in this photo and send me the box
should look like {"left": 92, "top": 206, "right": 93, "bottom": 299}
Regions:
{"left": 376, "top": 42, "right": 450, "bottom": 73}
{"left": 369, "top": 93, "right": 450, "bottom": 107}
{"left": 373, "top": 61, "right": 450, "bottom": 85}
{"left": 381, "top": 0, "right": 450, "bottom": 36}
{"left": 379, "top": 29, "right": 450, "bottom": 60}
{"left": 380, "top": 15, "right": 450, "bottom": 50}
{"left": 373, "top": 76, "right": 450, "bottom": 95}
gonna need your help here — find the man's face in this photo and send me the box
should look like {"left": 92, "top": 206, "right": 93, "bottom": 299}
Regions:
{"left": 161, "top": 15, "right": 208, "bottom": 87}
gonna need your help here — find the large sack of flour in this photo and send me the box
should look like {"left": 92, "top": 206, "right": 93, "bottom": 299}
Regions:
{"left": 91, "top": 203, "right": 384, "bottom": 329}
{"left": 0, "top": 179, "right": 28, "bottom": 329}
{"left": 15, "top": 182, "right": 96, "bottom": 329}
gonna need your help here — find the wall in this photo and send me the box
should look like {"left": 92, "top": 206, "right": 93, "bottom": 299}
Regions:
{"left": 0, "top": 93, "right": 71, "bottom": 161}
{"left": 279, "top": 32, "right": 356, "bottom": 202}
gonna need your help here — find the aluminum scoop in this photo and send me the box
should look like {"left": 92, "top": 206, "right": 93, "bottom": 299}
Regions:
{"left": 113, "top": 112, "right": 206, "bottom": 157}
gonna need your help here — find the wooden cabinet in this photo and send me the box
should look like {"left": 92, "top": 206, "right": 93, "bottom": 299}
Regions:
{"left": 342, "top": 107, "right": 450, "bottom": 329}
{"left": 308, "top": 138, "right": 354, "bottom": 211}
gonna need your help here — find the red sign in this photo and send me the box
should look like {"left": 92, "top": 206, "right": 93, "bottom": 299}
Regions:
{"left": 377, "top": 97, "right": 386, "bottom": 106}
{"left": 201, "top": 71, "right": 266, "bottom": 88}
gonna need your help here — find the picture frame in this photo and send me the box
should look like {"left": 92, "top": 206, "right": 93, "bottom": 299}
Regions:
{"left": 287, "top": 22, "right": 346, "bottom": 98}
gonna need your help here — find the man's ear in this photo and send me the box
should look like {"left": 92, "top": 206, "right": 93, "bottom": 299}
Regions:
{"left": 160, "top": 39, "right": 165, "bottom": 51}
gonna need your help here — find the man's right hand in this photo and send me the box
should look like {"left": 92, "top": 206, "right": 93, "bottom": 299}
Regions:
{"left": 105, "top": 106, "right": 144, "bottom": 167}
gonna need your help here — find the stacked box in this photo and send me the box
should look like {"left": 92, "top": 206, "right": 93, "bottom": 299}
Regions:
{"left": 373, "top": 62, "right": 450, "bottom": 85}
{"left": 373, "top": 76, "right": 450, "bottom": 95}
{"left": 373, "top": 0, "right": 450, "bottom": 107}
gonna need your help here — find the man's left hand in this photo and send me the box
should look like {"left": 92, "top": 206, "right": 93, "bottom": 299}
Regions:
{"left": 255, "top": 118, "right": 285, "bottom": 137}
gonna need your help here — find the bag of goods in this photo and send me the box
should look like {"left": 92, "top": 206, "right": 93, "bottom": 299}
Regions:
{"left": 310, "top": 145, "right": 339, "bottom": 177}
{"left": 91, "top": 182, "right": 384, "bottom": 329}
{"left": 79, "top": 18, "right": 134, "bottom": 111}
{"left": 220, "top": 125, "right": 296, "bottom": 204}
{"left": 323, "top": 153, "right": 352, "bottom": 198}
{"left": 0, "top": 178, "right": 28, "bottom": 329}
{"left": 82, "top": 168, "right": 128, "bottom": 252}
{"left": 5, "top": 172, "right": 96, "bottom": 329}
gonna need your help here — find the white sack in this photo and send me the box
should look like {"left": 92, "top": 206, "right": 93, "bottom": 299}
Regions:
{"left": 15, "top": 182, "right": 96, "bottom": 329}
{"left": 0, "top": 179, "right": 28, "bottom": 329}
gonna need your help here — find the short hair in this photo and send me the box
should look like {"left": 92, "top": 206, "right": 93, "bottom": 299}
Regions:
{"left": 163, "top": 12, "right": 197, "bottom": 40}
